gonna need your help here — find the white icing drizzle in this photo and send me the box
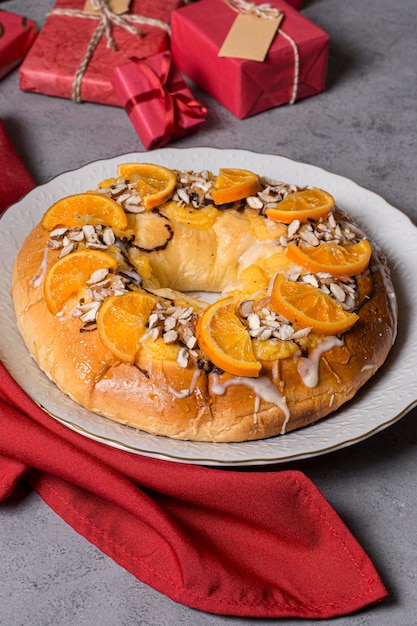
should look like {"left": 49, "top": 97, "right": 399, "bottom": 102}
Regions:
{"left": 361, "top": 363, "right": 376, "bottom": 372}
{"left": 253, "top": 394, "right": 260, "bottom": 424}
{"left": 238, "top": 240, "right": 281, "bottom": 270}
{"left": 271, "top": 359, "right": 280, "bottom": 384}
{"left": 269, "top": 360, "right": 291, "bottom": 433}
{"left": 32, "top": 246, "right": 50, "bottom": 288}
{"left": 167, "top": 369, "right": 201, "bottom": 399}
{"left": 374, "top": 258, "right": 398, "bottom": 334}
{"left": 280, "top": 407, "right": 291, "bottom": 435}
{"left": 210, "top": 372, "right": 290, "bottom": 428}
{"left": 266, "top": 271, "right": 279, "bottom": 296}
{"left": 297, "top": 336, "right": 344, "bottom": 388}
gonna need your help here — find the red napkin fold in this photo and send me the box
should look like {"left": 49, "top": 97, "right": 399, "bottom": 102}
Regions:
{"left": 0, "top": 363, "right": 388, "bottom": 618}
{"left": 0, "top": 128, "right": 388, "bottom": 618}
{"left": 0, "top": 120, "right": 35, "bottom": 212}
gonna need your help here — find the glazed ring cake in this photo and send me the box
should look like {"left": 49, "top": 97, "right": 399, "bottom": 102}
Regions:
{"left": 12, "top": 163, "right": 398, "bottom": 442}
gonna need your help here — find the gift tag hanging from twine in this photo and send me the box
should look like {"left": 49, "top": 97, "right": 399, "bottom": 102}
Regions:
{"left": 218, "top": 0, "right": 300, "bottom": 104}
{"left": 219, "top": 0, "right": 283, "bottom": 62}
{"left": 84, "top": 0, "right": 130, "bottom": 15}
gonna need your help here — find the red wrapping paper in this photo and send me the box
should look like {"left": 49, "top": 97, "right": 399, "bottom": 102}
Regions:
{"left": 0, "top": 120, "right": 35, "bottom": 212}
{"left": 282, "top": 0, "right": 302, "bottom": 7}
{"left": 0, "top": 10, "right": 37, "bottom": 80}
{"left": 19, "top": 0, "right": 183, "bottom": 106}
{"left": 112, "top": 51, "right": 207, "bottom": 150}
{"left": 171, "top": 0, "right": 329, "bottom": 119}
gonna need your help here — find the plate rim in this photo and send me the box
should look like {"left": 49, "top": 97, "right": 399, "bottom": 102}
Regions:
{"left": 3, "top": 145, "right": 416, "bottom": 231}
{"left": 1, "top": 147, "right": 417, "bottom": 466}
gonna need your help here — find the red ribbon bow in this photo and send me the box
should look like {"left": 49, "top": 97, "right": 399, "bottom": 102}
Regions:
{"left": 125, "top": 53, "right": 207, "bottom": 149}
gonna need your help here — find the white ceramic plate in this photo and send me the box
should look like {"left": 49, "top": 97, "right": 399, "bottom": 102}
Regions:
{"left": 1, "top": 148, "right": 416, "bottom": 466}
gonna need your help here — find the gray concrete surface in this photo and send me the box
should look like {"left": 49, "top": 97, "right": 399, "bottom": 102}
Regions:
{"left": 1, "top": 0, "right": 417, "bottom": 624}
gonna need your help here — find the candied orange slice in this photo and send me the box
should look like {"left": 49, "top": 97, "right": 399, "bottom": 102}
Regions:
{"left": 41, "top": 193, "right": 128, "bottom": 230}
{"left": 44, "top": 250, "right": 117, "bottom": 315}
{"left": 97, "top": 292, "right": 157, "bottom": 363}
{"left": 196, "top": 297, "right": 262, "bottom": 377}
{"left": 266, "top": 188, "right": 334, "bottom": 223}
{"left": 117, "top": 163, "right": 177, "bottom": 209}
{"left": 211, "top": 168, "right": 261, "bottom": 205}
{"left": 161, "top": 201, "right": 219, "bottom": 229}
{"left": 286, "top": 240, "right": 372, "bottom": 277}
{"left": 271, "top": 275, "right": 359, "bottom": 335}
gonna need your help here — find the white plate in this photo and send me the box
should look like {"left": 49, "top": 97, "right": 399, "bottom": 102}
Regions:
{"left": 1, "top": 148, "right": 416, "bottom": 466}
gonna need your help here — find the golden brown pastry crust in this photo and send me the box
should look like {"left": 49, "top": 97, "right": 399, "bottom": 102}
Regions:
{"left": 12, "top": 203, "right": 397, "bottom": 442}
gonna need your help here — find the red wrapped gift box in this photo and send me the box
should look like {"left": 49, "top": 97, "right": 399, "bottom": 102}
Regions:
{"left": 19, "top": 0, "right": 183, "bottom": 106}
{"left": 112, "top": 51, "right": 207, "bottom": 149}
{"left": 171, "top": 0, "right": 329, "bottom": 119}
{"left": 282, "top": 0, "right": 302, "bottom": 8}
{"left": 0, "top": 10, "right": 37, "bottom": 80}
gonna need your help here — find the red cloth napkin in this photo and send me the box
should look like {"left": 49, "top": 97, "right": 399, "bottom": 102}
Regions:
{"left": 0, "top": 127, "right": 388, "bottom": 618}
{"left": 0, "top": 364, "right": 389, "bottom": 618}
{"left": 0, "top": 120, "right": 35, "bottom": 211}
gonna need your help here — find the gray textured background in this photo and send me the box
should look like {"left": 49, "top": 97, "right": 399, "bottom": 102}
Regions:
{"left": 1, "top": 0, "right": 416, "bottom": 624}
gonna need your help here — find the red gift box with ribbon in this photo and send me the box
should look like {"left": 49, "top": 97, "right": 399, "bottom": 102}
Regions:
{"left": 171, "top": 0, "right": 329, "bottom": 119}
{"left": 111, "top": 51, "right": 207, "bottom": 149}
{"left": 0, "top": 10, "right": 37, "bottom": 81}
{"left": 19, "top": 0, "right": 183, "bottom": 106}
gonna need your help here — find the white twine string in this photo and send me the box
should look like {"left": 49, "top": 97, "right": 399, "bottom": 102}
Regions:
{"left": 48, "top": 0, "right": 170, "bottom": 103}
{"left": 224, "top": 0, "right": 299, "bottom": 104}
{"left": 277, "top": 29, "right": 299, "bottom": 104}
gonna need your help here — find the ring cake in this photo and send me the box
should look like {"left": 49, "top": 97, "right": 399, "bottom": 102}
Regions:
{"left": 12, "top": 163, "right": 398, "bottom": 442}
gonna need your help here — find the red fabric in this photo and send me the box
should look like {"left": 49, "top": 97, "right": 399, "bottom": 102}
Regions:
{"left": 0, "top": 363, "right": 388, "bottom": 618}
{"left": 112, "top": 51, "right": 207, "bottom": 150}
{"left": 0, "top": 139, "right": 388, "bottom": 618}
{"left": 0, "top": 120, "right": 35, "bottom": 212}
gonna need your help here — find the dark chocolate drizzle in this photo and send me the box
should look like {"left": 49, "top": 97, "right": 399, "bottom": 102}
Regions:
{"left": 132, "top": 223, "right": 174, "bottom": 253}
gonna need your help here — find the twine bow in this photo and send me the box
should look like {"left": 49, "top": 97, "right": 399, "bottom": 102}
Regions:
{"left": 224, "top": 0, "right": 281, "bottom": 19}
{"left": 48, "top": 0, "right": 170, "bottom": 103}
{"left": 125, "top": 53, "right": 207, "bottom": 149}
{"left": 223, "top": 0, "right": 300, "bottom": 104}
